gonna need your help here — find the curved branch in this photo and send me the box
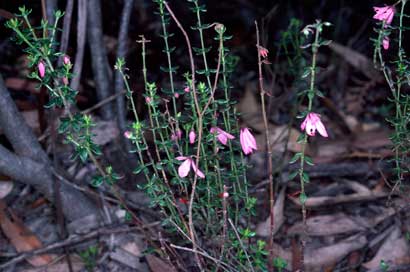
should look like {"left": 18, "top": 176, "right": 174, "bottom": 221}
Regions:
{"left": 0, "top": 74, "right": 99, "bottom": 223}
{"left": 0, "top": 144, "right": 98, "bottom": 221}
{"left": 0, "top": 74, "right": 48, "bottom": 164}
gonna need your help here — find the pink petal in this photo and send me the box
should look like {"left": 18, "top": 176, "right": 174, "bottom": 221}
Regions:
{"left": 373, "top": 6, "right": 395, "bottom": 26}
{"left": 386, "top": 10, "right": 394, "bottom": 25}
{"left": 176, "top": 156, "right": 188, "bottom": 161}
{"left": 63, "top": 55, "right": 71, "bottom": 65}
{"left": 301, "top": 117, "right": 308, "bottom": 131}
{"left": 178, "top": 159, "right": 191, "bottom": 178}
{"left": 244, "top": 129, "right": 257, "bottom": 150}
{"left": 383, "top": 37, "right": 390, "bottom": 50}
{"left": 240, "top": 128, "right": 257, "bottom": 154}
{"left": 305, "top": 119, "right": 316, "bottom": 136}
{"left": 189, "top": 130, "right": 196, "bottom": 144}
{"left": 191, "top": 160, "right": 205, "bottom": 179}
{"left": 38, "top": 61, "right": 45, "bottom": 78}
{"left": 240, "top": 129, "right": 247, "bottom": 153}
{"left": 308, "top": 113, "right": 320, "bottom": 122}
{"left": 219, "top": 128, "right": 235, "bottom": 140}
{"left": 242, "top": 144, "right": 252, "bottom": 155}
{"left": 316, "top": 119, "right": 328, "bottom": 137}
{"left": 176, "top": 130, "right": 182, "bottom": 139}
{"left": 217, "top": 134, "right": 228, "bottom": 145}
{"left": 124, "top": 131, "right": 132, "bottom": 139}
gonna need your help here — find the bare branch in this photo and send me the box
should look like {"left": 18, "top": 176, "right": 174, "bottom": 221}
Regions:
{"left": 114, "top": 0, "right": 135, "bottom": 153}
{"left": 87, "top": 0, "right": 114, "bottom": 119}
{"left": 0, "top": 144, "right": 98, "bottom": 221}
{"left": 70, "top": 0, "right": 87, "bottom": 92}
{"left": 0, "top": 74, "right": 48, "bottom": 164}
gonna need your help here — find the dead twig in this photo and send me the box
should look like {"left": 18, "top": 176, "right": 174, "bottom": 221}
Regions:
{"left": 255, "top": 20, "right": 275, "bottom": 272}
{"left": 0, "top": 224, "right": 148, "bottom": 270}
{"left": 163, "top": 2, "right": 203, "bottom": 270}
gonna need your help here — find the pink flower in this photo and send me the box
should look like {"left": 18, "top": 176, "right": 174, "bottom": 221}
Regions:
{"left": 383, "top": 37, "right": 390, "bottom": 50}
{"left": 171, "top": 129, "right": 182, "bottom": 141}
{"left": 373, "top": 6, "right": 395, "bottom": 26}
{"left": 240, "top": 128, "right": 257, "bottom": 155}
{"left": 145, "top": 96, "right": 151, "bottom": 104}
{"left": 300, "top": 112, "right": 328, "bottom": 137}
{"left": 124, "top": 131, "right": 132, "bottom": 139}
{"left": 174, "top": 93, "right": 180, "bottom": 98}
{"left": 184, "top": 86, "right": 190, "bottom": 93}
{"left": 176, "top": 156, "right": 205, "bottom": 179}
{"left": 258, "top": 46, "right": 269, "bottom": 58}
{"left": 63, "top": 55, "right": 71, "bottom": 65}
{"left": 62, "top": 77, "right": 69, "bottom": 85}
{"left": 38, "top": 61, "right": 45, "bottom": 78}
{"left": 189, "top": 130, "right": 196, "bottom": 144}
{"left": 210, "top": 127, "right": 235, "bottom": 145}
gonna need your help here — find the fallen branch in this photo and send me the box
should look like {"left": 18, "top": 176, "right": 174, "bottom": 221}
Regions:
{"left": 0, "top": 224, "right": 152, "bottom": 270}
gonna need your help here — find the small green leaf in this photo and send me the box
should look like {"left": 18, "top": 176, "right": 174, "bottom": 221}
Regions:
{"left": 289, "top": 153, "right": 301, "bottom": 164}
{"left": 288, "top": 171, "right": 299, "bottom": 180}
{"left": 273, "top": 257, "right": 287, "bottom": 270}
{"left": 296, "top": 133, "right": 306, "bottom": 143}
{"left": 304, "top": 156, "right": 314, "bottom": 166}
{"left": 91, "top": 176, "right": 103, "bottom": 187}
{"left": 301, "top": 67, "right": 311, "bottom": 78}
{"left": 299, "top": 193, "right": 307, "bottom": 204}
{"left": 78, "top": 148, "right": 88, "bottom": 163}
{"left": 133, "top": 164, "right": 144, "bottom": 175}
{"left": 302, "top": 172, "right": 310, "bottom": 183}
{"left": 379, "top": 260, "right": 389, "bottom": 272}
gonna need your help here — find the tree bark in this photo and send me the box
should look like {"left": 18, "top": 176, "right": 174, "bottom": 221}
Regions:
{"left": 115, "top": 0, "right": 135, "bottom": 153}
{"left": 70, "top": 0, "right": 87, "bottom": 92}
{"left": 0, "top": 75, "right": 48, "bottom": 164}
{"left": 0, "top": 74, "right": 99, "bottom": 223}
{"left": 87, "top": 0, "right": 114, "bottom": 120}
{"left": 0, "top": 145, "right": 97, "bottom": 221}
{"left": 45, "top": 0, "right": 57, "bottom": 25}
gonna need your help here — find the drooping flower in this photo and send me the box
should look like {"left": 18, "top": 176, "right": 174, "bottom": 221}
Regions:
{"left": 240, "top": 128, "right": 257, "bottom": 155}
{"left": 63, "top": 55, "right": 71, "bottom": 65}
{"left": 38, "top": 61, "right": 45, "bottom": 78}
{"left": 145, "top": 96, "right": 151, "bottom": 104}
{"left": 258, "top": 46, "right": 269, "bottom": 58}
{"left": 373, "top": 5, "right": 395, "bottom": 26}
{"left": 300, "top": 112, "right": 328, "bottom": 137}
{"left": 383, "top": 37, "right": 390, "bottom": 50}
{"left": 184, "top": 86, "right": 190, "bottom": 93}
{"left": 171, "top": 129, "right": 182, "bottom": 141}
{"left": 189, "top": 130, "right": 196, "bottom": 144}
{"left": 210, "top": 127, "right": 235, "bottom": 145}
{"left": 62, "top": 77, "right": 69, "bottom": 85}
{"left": 174, "top": 93, "right": 180, "bottom": 98}
{"left": 176, "top": 156, "right": 205, "bottom": 178}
